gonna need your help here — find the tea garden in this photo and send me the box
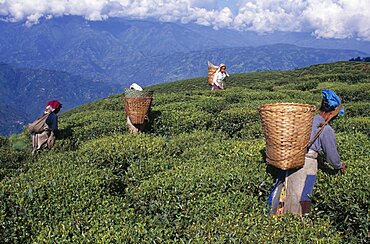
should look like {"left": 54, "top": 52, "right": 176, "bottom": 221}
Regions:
{"left": 1, "top": 61, "right": 369, "bottom": 242}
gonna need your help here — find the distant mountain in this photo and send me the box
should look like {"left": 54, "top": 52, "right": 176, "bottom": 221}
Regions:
{"left": 115, "top": 44, "right": 367, "bottom": 86}
{"left": 0, "top": 63, "right": 121, "bottom": 135}
{"left": 0, "top": 16, "right": 227, "bottom": 83}
{"left": 182, "top": 23, "right": 370, "bottom": 54}
{"left": 0, "top": 16, "right": 368, "bottom": 87}
{"left": 0, "top": 16, "right": 369, "bottom": 135}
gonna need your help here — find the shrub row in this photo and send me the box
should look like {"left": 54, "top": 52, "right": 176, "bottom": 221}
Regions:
{"left": 311, "top": 132, "right": 370, "bottom": 242}
{"left": 317, "top": 82, "right": 370, "bottom": 102}
{"left": 0, "top": 132, "right": 348, "bottom": 242}
{"left": 1, "top": 62, "right": 369, "bottom": 242}
{"left": 332, "top": 116, "right": 370, "bottom": 137}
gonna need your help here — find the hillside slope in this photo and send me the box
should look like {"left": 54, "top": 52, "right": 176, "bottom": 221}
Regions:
{"left": 1, "top": 61, "right": 369, "bottom": 242}
{"left": 0, "top": 63, "right": 121, "bottom": 135}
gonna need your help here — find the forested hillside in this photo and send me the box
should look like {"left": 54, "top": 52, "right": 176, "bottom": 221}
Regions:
{"left": 0, "top": 63, "right": 121, "bottom": 135}
{"left": 1, "top": 61, "right": 369, "bottom": 242}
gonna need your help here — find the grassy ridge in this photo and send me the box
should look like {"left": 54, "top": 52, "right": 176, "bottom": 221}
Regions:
{"left": 1, "top": 61, "right": 369, "bottom": 242}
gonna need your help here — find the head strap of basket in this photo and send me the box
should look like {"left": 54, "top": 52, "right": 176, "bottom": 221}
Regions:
{"left": 124, "top": 86, "right": 153, "bottom": 125}
{"left": 207, "top": 61, "right": 218, "bottom": 85}
{"left": 258, "top": 103, "right": 316, "bottom": 170}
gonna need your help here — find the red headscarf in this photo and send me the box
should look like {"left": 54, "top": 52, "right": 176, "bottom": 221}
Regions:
{"left": 45, "top": 100, "right": 62, "bottom": 113}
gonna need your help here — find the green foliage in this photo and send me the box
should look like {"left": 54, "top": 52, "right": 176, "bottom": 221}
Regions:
{"left": 274, "top": 80, "right": 319, "bottom": 91}
{"left": 317, "top": 82, "right": 370, "bottom": 102}
{"left": 344, "top": 101, "right": 370, "bottom": 117}
{"left": 1, "top": 61, "right": 369, "bottom": 242}
{"left": 0, "top": 152, "right": 130, "bottom": 242}
{"left": 151, "top": 107, "right": 213, "bottom": 136}
{"left": 212, "top": 107, "right": 261, "bottom": 138}
{"left": 0, "top": 134, "right": 30, "bottom": 181}
{"left": 332, "top": 116, "right": 370, "bottom": 136}
{"left": 312, "top": 132, "right": 370, "bottom": 242}
{"left": 56, "top": 110, "right": 126, "bottom": 151}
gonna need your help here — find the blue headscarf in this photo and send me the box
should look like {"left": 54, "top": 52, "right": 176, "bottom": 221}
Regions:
{"left": 322, "top": 89, "right": 345, "bottom": 115}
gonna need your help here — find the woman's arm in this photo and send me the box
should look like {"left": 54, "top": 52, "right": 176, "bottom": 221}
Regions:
{"left": 320, "top": 126, "right": 341, "bottom": 169}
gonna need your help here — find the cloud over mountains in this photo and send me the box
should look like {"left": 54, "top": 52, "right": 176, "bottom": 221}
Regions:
{"left": 0, "top": 0, "right": 369, "bottom": 40}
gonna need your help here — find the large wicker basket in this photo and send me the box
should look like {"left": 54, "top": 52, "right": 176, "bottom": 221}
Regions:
{"left": 258, "top": 103, "right": 316, "bottom": 170}
{"left": 208, "top": 62, "right": 218, "bottom": 85}
{"left": 124, "top": 88, "right": 153, "bottom": 125}
{"left": 124, "top": 97, "right": 153, "bottom": 124}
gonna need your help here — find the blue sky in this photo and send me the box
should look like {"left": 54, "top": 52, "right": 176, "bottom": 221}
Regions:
{"left": 218, "top": 0, "right": 239, "bottom": 11}
{"left": 0, "top": 0, "right": 369, "bottom": 40}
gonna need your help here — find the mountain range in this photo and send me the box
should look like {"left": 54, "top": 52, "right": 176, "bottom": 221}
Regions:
{"left": 0, "top": 16, "right": 369, "bottom": 135}
{"left": 0, "top": 16, "right": 369, "bottom": 85}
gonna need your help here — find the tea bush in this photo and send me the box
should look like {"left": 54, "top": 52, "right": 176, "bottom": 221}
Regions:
{"left": 79, "top": 133, "right": 166, "bottom": 178}
{"left": 122, "top": 136, "right": 341, "bottom": 242}
{"left": 152, "top": 92, "right": 199, "bottom": 106}
{"left": 344, "top": 101, "right": 370, "bottom": 117}
{"left": 151, "top": 108, "right": 212, "bottom": 136}
{"left": 212, "top": 107, "right": 261, "bottom": 138}
{"left": 274, "top": 80, "right": 319, "bottom": 91}
{"left": 56, "top": 110, "right": 126, "bottom": 151}
{"left": 1, "top": 61, "right": 369, "bottom": 242}
{"left": 185, "top": 214, "right": 341, "bottom": 242}
{"left": 0, "top": 135, "right": 30, "bottom": 181}
{"left": 0, "top": 151, "right": 132, "bottom": 242}
{"left": 317, "top": 82, "right": 370, "bottom": 102}
{"left": 312, "top": 132, "right": 370, "bottom": 242}
{"left": 332, "top": 117, "right": 370, "bottom": 136}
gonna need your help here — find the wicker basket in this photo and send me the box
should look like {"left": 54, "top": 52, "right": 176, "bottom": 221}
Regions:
{"left": 208, "top": 62, "right": 218, "bottom": 85}
{"left": 124, "top": 88, "right": 154, "bottom": 124}
{"left": 258, "top": 103, "right": 316, "bottom": 170}
{"left": 124, "top": 97, "right": 153, "bottom": 124}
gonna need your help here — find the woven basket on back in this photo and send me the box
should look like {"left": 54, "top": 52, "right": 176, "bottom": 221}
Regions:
{"left": 208, "top": 62, "right": 218, "bottom": 85}
{"left": 124, "top": 89, "right": 153, "bottom": 124}
{"left": 124, "top": 97, "right": 153, "bottom": 124}
{"left": 258, "top": 103, "right": 316, "bottom": 170}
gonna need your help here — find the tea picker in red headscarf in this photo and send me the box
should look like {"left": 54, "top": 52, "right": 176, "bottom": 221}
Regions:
{"left": 30, "top": 100, "right": 62, "bottom": 154}
{"left": 268, "top": 89, "right": 345, "bottom": 216}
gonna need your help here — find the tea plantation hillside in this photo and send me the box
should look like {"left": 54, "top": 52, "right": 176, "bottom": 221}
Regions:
{"left": 1, "top": 61, "right": 369, "bottom": 242}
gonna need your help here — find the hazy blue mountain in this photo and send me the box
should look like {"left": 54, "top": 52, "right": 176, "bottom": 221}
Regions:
{"left": 182, "top": 23, "right": 370, "bottom": 53}
{"left": 96, "top": 44, "right": 367, "bottom": 86}
{"left": 0, "top": 16, "right": 368, "bottom": 86}
{"left": 0, "top": 103, "right": 26, "bottom": 136}
{"left": 0, "top": 63, "right": 121, "bottom": 135}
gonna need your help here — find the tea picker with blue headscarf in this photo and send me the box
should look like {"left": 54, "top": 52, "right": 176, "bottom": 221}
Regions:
{"left": 269, "top": 89, "right": 346, "bottom": 216}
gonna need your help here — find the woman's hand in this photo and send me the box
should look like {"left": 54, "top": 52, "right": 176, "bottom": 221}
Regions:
{"left": 340, "top": 163, "right": 346, "bottom": 173}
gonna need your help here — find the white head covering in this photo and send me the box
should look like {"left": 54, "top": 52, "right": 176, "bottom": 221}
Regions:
{"left": 130, "top": 83, "right": 143, "bottom": 91}
{"left": 213, "top": 63, "right": 226, "bottom": 75}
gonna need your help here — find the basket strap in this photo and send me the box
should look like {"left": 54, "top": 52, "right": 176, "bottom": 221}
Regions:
{"left": 306, "top": 103, "right": 342, "bottom": 148}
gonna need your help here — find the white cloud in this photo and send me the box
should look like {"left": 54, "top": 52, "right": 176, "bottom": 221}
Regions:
{"left": 302, "top": 0, "right": 370, "bottom": 40}
{"left": 234, "top": 0, "right": 303, "bottom": 32}
{"left": 234, "top": 0, "right": 370, "bottom": 40}
{"left": 0, "top": 0, "right": 369, "bottom": 40}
